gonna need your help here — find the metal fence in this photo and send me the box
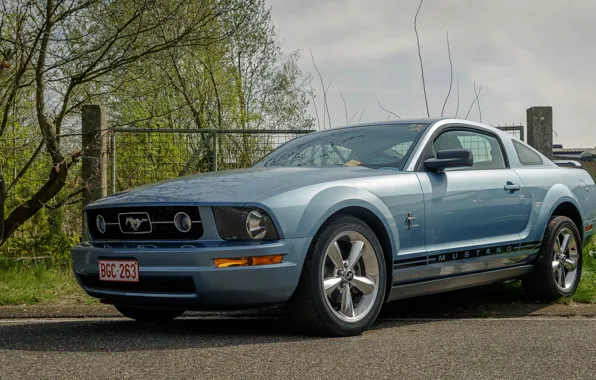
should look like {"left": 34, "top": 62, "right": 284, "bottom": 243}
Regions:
{"left": 494, "top": 125, "right": 525, "bottom": 141}
{"left": 109, "top": 125, "right": 526, "bottom": 193}
{"left": 110, "top": 128, "right": 315, "bottom": 193}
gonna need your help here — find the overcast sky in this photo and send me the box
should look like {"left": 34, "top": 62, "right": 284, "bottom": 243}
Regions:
{"left": 267, "top": 0, "right": 596, "bottom": 148}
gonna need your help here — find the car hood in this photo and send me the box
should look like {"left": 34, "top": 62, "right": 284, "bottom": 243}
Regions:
{"left": 87, "top": 167, "right": 398, "bottom": 208}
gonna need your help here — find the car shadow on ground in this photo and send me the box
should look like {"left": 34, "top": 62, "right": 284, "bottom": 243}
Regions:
{"left": 0, "top": 281, "right": 551, "bottom": 353}
{"left": 378, "top": 280, "right": 550, "bottom": 319}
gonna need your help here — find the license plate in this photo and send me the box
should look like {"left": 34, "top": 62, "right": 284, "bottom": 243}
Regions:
{"left": 99, "top": 260, "right": 139, "bottom": 282}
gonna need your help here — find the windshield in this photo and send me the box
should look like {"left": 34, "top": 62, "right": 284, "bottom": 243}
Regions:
{"left": 253, "top": 123, "right": 429, "bottom": 170}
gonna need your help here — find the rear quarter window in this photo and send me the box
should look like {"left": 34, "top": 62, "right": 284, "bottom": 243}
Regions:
{"left": 512, "top": 140, "right": 543, "bottom": 165}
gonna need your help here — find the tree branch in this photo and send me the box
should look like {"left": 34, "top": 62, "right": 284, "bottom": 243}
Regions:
{"left": 358, "top": 106, "right": 366, "bottom": 123}
{"left": 308, "top": 79, "right": 320, "bottom": 129}
{"left": 42, "top": 187, "right": 85, "bottom": 210}
{"left": 465, "top": 81, "right": 482, "bottom": 119}
{"left": 455, "top": 78, "right": 460, "bottom": 118}
{"left": 348, "top": 111, "right": 359, "bottom": 124}
{"left": 441, "top": 31, "right": 453, "bottom": 118}
{"left": 474, "top": 82, "right": 482, "bottom": 122}
{"left": 377, "top": 100, "right": 401, "bottom": 119}
{"left": 6, "top": 140, "right": 45, "bottom": 193}
{"left": 35, "top": 0, "right": 63, "bottom": 164}
{"left": 1, "top": 162, "right": 68, "bottom": 245}
{"left": 340, "top": 91, "right": 348, "bottom": 125}
{"left": 325, "top": 80, "right": 332, "bottom": 128}
{"left": 310, "top": 49, "right": 329, "bottom": 129}
{"left": 414, "top": 0, "right": 429, "bottom": 117}
{"left": 0, "top": 8, "right": 45, "bottom": 141}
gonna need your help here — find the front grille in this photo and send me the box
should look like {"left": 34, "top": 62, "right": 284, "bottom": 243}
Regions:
{"left": 78, "top": 274, "right": 196, "bottom": 294}
{"left": 87, "top": 206, "right": 203, "bottom": 241}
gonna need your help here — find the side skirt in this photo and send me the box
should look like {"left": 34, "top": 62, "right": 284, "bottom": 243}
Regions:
{"left": 387, "top": 265, "right": 534, "bottom": 302}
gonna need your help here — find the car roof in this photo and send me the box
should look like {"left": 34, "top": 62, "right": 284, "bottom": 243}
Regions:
{"left": 326, "top": 118, "right": 439, "bottom": 132}
{"left": 309, "top": 118, "right": 509, "bottom": 138}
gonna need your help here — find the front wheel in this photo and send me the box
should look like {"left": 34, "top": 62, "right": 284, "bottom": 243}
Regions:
{"left": 288, "top": 215, "right": 387, "bottom": 336}
{"left": 114, "top": 305, "right": 184, "bottom": 322}
{"left": 523, "top": 215, "right": 582, "bottom": 301}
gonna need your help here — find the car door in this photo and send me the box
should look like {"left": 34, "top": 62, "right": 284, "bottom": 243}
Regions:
{"left": 415, "top": 127, "right": 528, "bottom": 277}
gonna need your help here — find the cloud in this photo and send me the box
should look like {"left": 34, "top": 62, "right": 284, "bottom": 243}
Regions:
{"left": 268, "top": 0, "right": 596, "bottom": 147}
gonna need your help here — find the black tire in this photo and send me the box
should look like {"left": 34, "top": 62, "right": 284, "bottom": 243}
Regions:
{"left": 114, "top": 305, "right": 184, "bottom": 322}
{"left": 523, "top": 215, "right": 582, "bottom": 301}
{"left": 288, "top": 215, "right": 387, "bottom": 337}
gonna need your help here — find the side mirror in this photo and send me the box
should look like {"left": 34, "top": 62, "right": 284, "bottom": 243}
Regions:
{"left": 424, "top": 149, "right": 473, "bottom": 171}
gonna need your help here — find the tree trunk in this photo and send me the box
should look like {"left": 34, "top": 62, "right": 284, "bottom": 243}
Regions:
{"left": 1, "top": 162, "right": 68, "bottom": 246}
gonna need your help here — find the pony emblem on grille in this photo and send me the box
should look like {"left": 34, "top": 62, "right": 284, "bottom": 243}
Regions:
{"left": 126, "top": 217, "right": 148, "bottom": 231}
{"left": 118, "top": 212, "right": 152, "bottom": 233}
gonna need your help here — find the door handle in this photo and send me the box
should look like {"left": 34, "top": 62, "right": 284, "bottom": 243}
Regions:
{"left": 504, "top": 182, "right": 521, "bottom": 192}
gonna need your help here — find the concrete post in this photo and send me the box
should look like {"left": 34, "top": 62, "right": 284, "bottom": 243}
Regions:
{"left": 526, "top": 106, "right": 553, "bottom": 159}
{"left": 81, "top": 105, "right": 108, "bottom": 207}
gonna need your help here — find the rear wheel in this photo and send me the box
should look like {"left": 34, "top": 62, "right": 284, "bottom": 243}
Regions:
{"left": 523, "top": 216, "right": 582, "bottom": 301}
{"left": 288, "top": 215, "right": 386, "bottom": 336}
{"left": 114, "top": 305, "right": 184, "bottom": 322}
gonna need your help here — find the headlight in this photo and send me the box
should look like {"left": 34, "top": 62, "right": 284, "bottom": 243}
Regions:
{"left": 214, "top": 207, "right": 279, "bottom": 240}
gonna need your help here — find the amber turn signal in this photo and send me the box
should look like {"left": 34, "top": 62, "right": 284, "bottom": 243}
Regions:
{"left": 586, "top": 224, "right": 593, "bottom": 232}
{"left": 214, "top": 255, "right": 283, "bottom": 268}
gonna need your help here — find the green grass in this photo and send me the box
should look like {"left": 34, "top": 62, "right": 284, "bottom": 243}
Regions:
{"left": 571, "top": 248, "right": 596, "bottom": 303}
{"left": 0, "top": 260, "right": 95, "bottom": 306}
{"left": 0, "top": 245, "right": 595, "bottom": 306}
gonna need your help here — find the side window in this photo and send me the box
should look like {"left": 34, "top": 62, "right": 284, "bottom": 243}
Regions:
{"left": 433, "top": 130, "right": 506, "bottom": 170}
{"left": 512, "top": 140, "right": 543, "bottom": 166}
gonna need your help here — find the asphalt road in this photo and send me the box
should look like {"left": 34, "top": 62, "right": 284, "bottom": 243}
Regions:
{"left": 1, "top": 315, "right": 595, "bottom": 380}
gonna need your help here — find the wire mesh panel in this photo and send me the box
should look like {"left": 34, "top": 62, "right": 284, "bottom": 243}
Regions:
{"left": 495, "top": 125, "right": 524, "bottom": 141}
{"left": 115, "top": 130, "right": 208, "bottom": 191}
{"left": 113, "top": 129, "right": 314, "bottom": 191}
{"left": 215, "top": 131, "right": 313, "bottom": 170}
{"left": 112, "top": 125, "right": 526, "bottom": 192}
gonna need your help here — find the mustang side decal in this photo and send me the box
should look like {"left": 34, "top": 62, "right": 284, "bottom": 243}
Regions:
{"left": 393, "top": 241, "right": 542, "bottom": 270}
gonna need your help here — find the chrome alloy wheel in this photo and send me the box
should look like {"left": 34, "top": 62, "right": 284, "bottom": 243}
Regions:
{"left": 321, "top": 231, "right": 380, "bottom": 322}
{"left": 552, "top": 227, "right": 580, "bottom": 290}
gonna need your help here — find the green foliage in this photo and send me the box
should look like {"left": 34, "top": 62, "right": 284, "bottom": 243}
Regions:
{"left": 1, "top": 216, "right": 81, "bottom": 267}
{"left": 106, "top": 0, "right": 315, "bottom": 191}
{"left": 1, "top": 0, "right": 313, "bottom": 247}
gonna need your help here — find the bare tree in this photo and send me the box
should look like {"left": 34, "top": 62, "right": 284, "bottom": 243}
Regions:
{"left": 0, "top": 0, "right": 240, "bottom": 245}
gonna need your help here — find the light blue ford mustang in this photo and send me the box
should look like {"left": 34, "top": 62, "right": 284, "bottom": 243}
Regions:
{"left": 72, "top": 119, "right": 596, "bottom": 336}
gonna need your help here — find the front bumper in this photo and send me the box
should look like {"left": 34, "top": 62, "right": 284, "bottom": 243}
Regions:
{"left": 71, "top": 237, "right": 312, "bottom": 309}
